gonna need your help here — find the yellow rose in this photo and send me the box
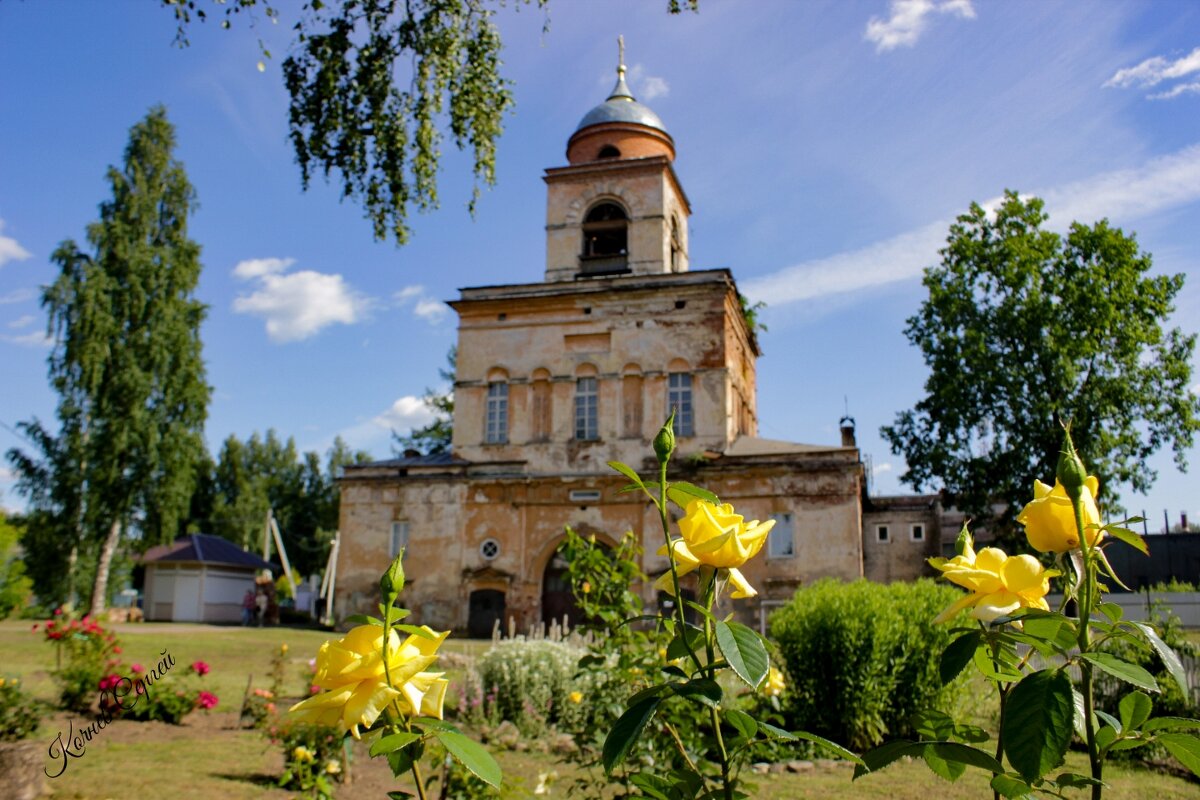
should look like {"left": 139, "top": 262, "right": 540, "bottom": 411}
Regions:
{"left": 568, "top": 691, "right": 583, "bottom": 704}
{"left": 1016, "top": 477, "right": 1102, "bottom": 553}
{"left": 281, "top": 643, "right": 289, "bottom": 654}
{"left": 655, "top": 499, "right": 774, "bottom": 599}
{"left": 765, "top": 666, "right": 785, "bottom": 697}
{"left": 293, "top": 746, "right": 314, "bottom": 763}
{"left": 288, "top": 624, "right": 451, "bottom": 738}
{"left": 325, "top": 760, "right": 342, "bottom": 775}
{"left": 930, "top": 543, "right": 1057, "bottom": 624}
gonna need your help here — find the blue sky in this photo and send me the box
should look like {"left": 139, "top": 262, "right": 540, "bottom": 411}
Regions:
{"left": 1, "top": 1, "right": 1197, "bottom": 528}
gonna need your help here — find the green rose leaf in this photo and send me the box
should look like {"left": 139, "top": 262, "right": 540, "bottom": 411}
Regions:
{"left": 435, "top": 728, "right": 502, "bottom": 788}
{"left": 603, "top": 696, "right": 662, "bottom": 774}
{"left": 923, "top": 747, "right": 966, "bottom": 782}
{"left": 940, "top": 631, "right": 981, "bottom": 685}
{"left": 1132, "top": 621, "right": 1188, "bottom": 697}
{"left": 715, "top": 620, "right": 769, "bottom": 689}
{"left": 1119, "top": 691, "right": 1153, "bottom": 732}
{"left": 1079, "top": 652, "right": 1160, "bottom": 693}
{"left": 1104, "top": 525, "right": 1149, "bottom": 555}
{"left": 344, "top": 614, "right": 383, "bottom": 626}
{"left": 369, "top": 731, "right": 422, "bottom": 757}
{"left": 990, "top": 773, "right": 1035, "bottom": 799}
{"left": 725, "top": 708, "right": 757, "bottom": 740}
{"left": 758, "top": 720, "right": 798, "bottom": 741}
{"left": 674, "top": 677, "right": 722, "bottom": 708}
{"left": 1002, "top": 669, "right": 1074, "bottom": 783}
{"left": 793, "top": 731, "right": 864, "bottom": 765}
{"left": 666, "top": 481, "right": 720, "bottom": 508}
{"left": 1143, "top": 717, "right": 1200, "bottom": 733}
{"left": 1158, "top": 733, "right": 1200, "bottom": 778}
{"left": 628, "top": 772, "right": 679, "bottom": 800}
{"left": 854, "top": 740, "right": 921, "bottom": 779}
{"left": 392, "top": 623, "right": 439, "bottom": 640}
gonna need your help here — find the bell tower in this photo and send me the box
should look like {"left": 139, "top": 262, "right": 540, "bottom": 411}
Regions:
{"left": 543, "top": 38, "right": 691, "bottom": 282}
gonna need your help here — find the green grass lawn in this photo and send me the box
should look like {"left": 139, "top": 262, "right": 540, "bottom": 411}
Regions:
{"left": 2, "top": 620, "right": 1198, "bottom": 799}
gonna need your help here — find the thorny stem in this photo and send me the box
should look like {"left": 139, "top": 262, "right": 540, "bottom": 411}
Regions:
{"left": 1074, "top": 496, "right": 1103, "bottom": 800}
{"left": 663, "top": 720, "right": 700, "bottom": 773}
{"left": 700, "top": 568, "right": 733, "bottom": 800}
{"left": 382, "top": 594, "right": 428, "bottom": 800}
{"left": 658, "top": 458, "right": 701, "bottom": 672}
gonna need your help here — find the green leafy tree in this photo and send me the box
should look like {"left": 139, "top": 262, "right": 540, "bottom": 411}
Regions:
{"left": 7, "top": 107, "right": 210, "bottom": 613}
{"left": 882, "top": 192, "right": 1199, "bottom": 544}
{"left": 160, "top": 0, "right": 696, "bottom": 245}
{"left": 0, "top": 512, "right": 35, "bottom": 618}
{"left": 393, "top": 346, "right": 455, "bottom": 455}
{"left": 201, "top": 431, "right": 370, "bottom": 575}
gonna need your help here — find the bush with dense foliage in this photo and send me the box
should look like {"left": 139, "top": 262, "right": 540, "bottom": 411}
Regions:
{"left": 266, "top": 718, "right": 346, "bottom": 798}
{"left": 39, "top": 611, "right": 121, "bottom": 712}
{"left": 475, "top": 638, "right": 588, "bottom": 737}
{"left": 0, "top": 676, "right": 42, "bottom": 742}
{"left": 770, "top": 578, "right": 968, "bottom": 750}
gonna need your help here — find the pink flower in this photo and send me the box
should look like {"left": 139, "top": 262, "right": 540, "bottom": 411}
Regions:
{"left": 191, "top": 660, "right": 211, "bottom": 676}
{"left": 131, "top": 663, "right": 144, "bottom": 673}
{"left": 265, "top": 702, "right": 276, "bottom": 714}
{"left": 53, "top": 607, "right": 63, "bottom": 616}
{"left": 113, "top": 646, "right": 122, "bottom": 654}
{"left": 31, "top": 624, "right": 38, "bottom": 632}
{"left": 196, "top": 691, "right": 219, "bottom": 710}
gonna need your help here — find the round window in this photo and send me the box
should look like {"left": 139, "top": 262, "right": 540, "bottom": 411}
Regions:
{"left": 480, "top": 538, "right": 500, "bottom": 560}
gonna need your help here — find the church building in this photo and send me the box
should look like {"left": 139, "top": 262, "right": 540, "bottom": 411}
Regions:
{"left": 334, "top": 51, "right": 941, "bottom": 633}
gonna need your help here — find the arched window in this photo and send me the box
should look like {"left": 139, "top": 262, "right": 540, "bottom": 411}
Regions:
{"left": 598, "top": 144, "right": 621, "bottom": 159}
{"left": 580, "top": 202, "right": 628, "bottom": 275}
{"left": 485, "top": 380, "right": 508, "bottom": 444}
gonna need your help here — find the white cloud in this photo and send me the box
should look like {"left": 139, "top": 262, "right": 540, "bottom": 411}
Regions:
{"left": 873, "top": 462, "right": 894, "bottom": 476}
{"left": 1150, "top": 81, "right": 1200, "bottom": 101}
{"left": 1, "top": 330, "right": 53, "bottom": 348}
{"left": 395, "top": 284, "right": 449, "bottom": 325}
{"left": 393, "top": 285, "right": 424, "bottom": 303}
{"left": 232, "top": 257, "right": 371, "bottom": 342}
{"left": 338, "top": 395, "right": 438, "bottom": 451}
{"left": 414, "top": 299, "right": 449, "bottom": 323}
{"left": 232, "top": 257, "right": 294, "bottom": 280}
{"left": 1105, "top": 46, "right": 1200, "bottom": 90}
{"left": 0, "top": 289, "right": 35, "bottom": 305}
{"left": 0, "top": 219, "right": 32, "bottom": 268}
{"left": 744, "top": 141, "right": 1200, "bottom": 307}
{"left": 627, "top": 64, "right": 670, "bottom": 101}
{"left": 864, "top": 0, "right": 975, "bottom": 53}
{"left": 7, "top": 315, "right": 34, "bottom": 329}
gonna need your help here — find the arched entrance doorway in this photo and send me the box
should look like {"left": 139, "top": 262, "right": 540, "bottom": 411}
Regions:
{"left": 540, "top": 537, "right": 615, "bottom": 629}
{"left": 468, "top": 589, "right": 506, "bottom": 638}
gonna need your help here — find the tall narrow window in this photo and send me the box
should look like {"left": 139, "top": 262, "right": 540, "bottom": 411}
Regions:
{"left": 580, "top": 202, "right": 628, "bottom": 274}
{"left": 622, "top": 371, "right": 644, "bottom": 438}
{"left": 575, "top": 377, "right": 599, "bottom": 441}
{"left": 485, "top": 381, "right": 508, "bottom": 443}
{"left": 670, "top": 217, "right": 683, "bottom": 272}
{"left": 668, "top": 373, "right": 694, "bottom": 437}
{"left": 768, "top": 513, "right": 795, "bottom": 558}
{"left": 531, "top": 374, "right": 552, "bottom": 441}
{"left": 390, "top": 521, "right": 410, "bottom": 559}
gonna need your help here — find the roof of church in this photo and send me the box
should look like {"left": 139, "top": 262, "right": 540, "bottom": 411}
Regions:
{"left": 575, "top": 49, "right": 667, "bottom": 134}
{"left": 722, "top": 436, "right": 855, "bottom": 457}
{"left": 357, "top": 452, "right": 470, "bottom": 469}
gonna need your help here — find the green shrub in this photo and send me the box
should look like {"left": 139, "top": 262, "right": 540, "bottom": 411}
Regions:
{"left": 770, "top": 578, "right": 968, "bottom": 751}
{"left": 0, "top": 676, "right": 42, "bottom": 742}
{"left": 475, "top": 638, "right": 586, "bottom": 736}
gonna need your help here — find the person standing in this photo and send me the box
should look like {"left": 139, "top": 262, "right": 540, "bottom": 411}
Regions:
{"left": 241, "top": 589, "right": 255, "bottom": 626}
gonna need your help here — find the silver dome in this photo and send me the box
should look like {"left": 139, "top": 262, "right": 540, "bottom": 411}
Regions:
{"left": 575, "top": 71, "right": 667, "bottom": 133}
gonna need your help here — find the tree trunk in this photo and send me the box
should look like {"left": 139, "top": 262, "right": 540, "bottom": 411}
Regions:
{"left": 65, "top": 544, "right": 78, "bottom": 609}
{"left": 88, "top": 518, "right": 121, "bottom": 616}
